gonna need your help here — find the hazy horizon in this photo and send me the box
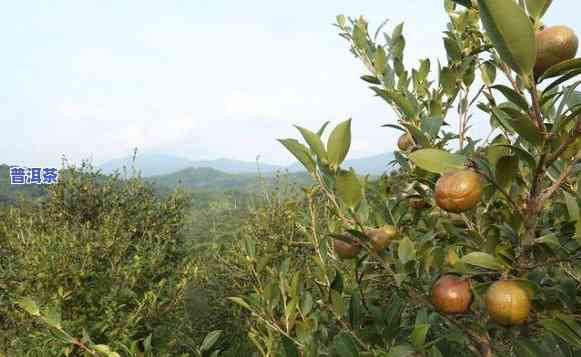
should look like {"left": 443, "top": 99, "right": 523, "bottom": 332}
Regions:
{"left": 2, "top": 1, "right": 580, "bottom": 168}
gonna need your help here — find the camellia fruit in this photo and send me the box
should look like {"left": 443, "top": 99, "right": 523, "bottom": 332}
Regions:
{"left": 333, "top": 236, "right": 361, "bottom": 259}
{"left": 535, "top": 25, "right": 579, "bottom": 77}
{"left": 397, "top": 133, "right": 414, "bottom": 151}
{"left": 485, "top": 280, "right": 531, "bottom": 326}
{"left": 431, "top": 275, "right": 472, "bottom": 314}
{"left": 434, "top": 170, "right": 483, "bottom": 213}
{"left": 365, "top": 225, "right": 398, "bottom": 252}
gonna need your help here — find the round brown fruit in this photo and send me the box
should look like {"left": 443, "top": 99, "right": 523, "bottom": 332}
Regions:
{"left": 366, "top": 225, "right": 398, "bottom": 252}
{"left": 397, "top": 133, "right": 414, "bottom": 151}
{"left": 485, "top": 280, "right": 531, "bottom": 326}
{"left": 333, "top": 236, "right": 361, "bottom": 259}
{"left": 409, "top": 196, "right": 427, "bottom": 209}
{"left": 434, "top": 170, "right": 483, "bottom": 213}
{"left": 535, "top": 25, "right": 579, "bottom": 77}
{"left": 431, "top": 275, "right": 472, "bottom": 314}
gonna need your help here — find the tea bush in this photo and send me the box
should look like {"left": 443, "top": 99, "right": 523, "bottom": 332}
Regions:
{"left": 0, "top": 162, "right": 213, "bottom": 356}
{"left": 229, "top": 1, "right": 581, "bottom": 356}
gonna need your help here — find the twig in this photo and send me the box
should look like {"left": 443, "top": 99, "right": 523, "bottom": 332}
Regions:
{"left": 538, "top": 163, "right": 574, "bottom": 208}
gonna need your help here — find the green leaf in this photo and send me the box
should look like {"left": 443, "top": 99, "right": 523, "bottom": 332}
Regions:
{"left": 200, "top": 330, "right": 222, "bottom": 352}
{"left": 440, "top": 67, "right": 457, "bottom": 96}
{"left": 492, "top": 85, "right": 530, "bottom": 112}
{"left": 335, "top": 169, "right": 363, "bottom": 210}
{"left": 375, "top": 46, "right": 387, "bottom": 75}
{"left": 372, "top": 87, "right": 417, "bottom": 118}
{"left": 331, "top": 270, "right": 344, "bottom": 293}
{"left": 327, "top": 119, "right": 352, "bottom": 170}
{"left": 408, "top": 149, "right": 466, "bottom": 174}
{"left": 294, "top": 125, "right": 328, "bottom": 161}
{"left": 525, "top": 0, "right": 552, "bottom": 19}
{"left": 331, "top": 290, "right": 347, "bottom": 317}
{"left": 515, "top": 337, "right": 545, "bottom": 357}
{"left": 563, "top": 191, "right": 580, "bottom": 222}
{"left": 317, "top": 121, "right": 330, "bottom": 137}
{"left": 278, "top": 139, "right": 316, "bottom": 173}
{"left": 301, "top": 292, "right": 314, "bottom": 316}
{"left": 539, "top": 319, "right": 581, "bottom": 348}
{"left": 480, "top": 61, "right": 497, "bottom": 85}
{"left": 540, "top": 58, "right": 581, "bottom": 81}
{"left": 281, "top": 335, "right": 299, "bottom": 357}
{"left": 228, "top": 297, "right": 252, "bottom": 311}
{"left": 16, "top": 297, "right": 40, "bottom": 316}
{"left": 410, "top": 324, "right": 431, "bottom": 349}
{"left": 444, "top": 38, "right": 462, "bottom": 62}
{"left": 398, "top": 237, "right": 416, "bottom": 265}
{"left": 477, "top": 0, "right": 537, "bottom": 78}
{"left": 495, "top": 155, "right": 519, "bottom": 190}
{"left": 349, "top": 292, "right": 362, "bottom": 329}
{"left": 43, "top": 305, "right": 62, "bottom": 329}
{"left": 333, "top": 332, "right": 360, "bottom": 357}
{"left": 387, "top": 344, "right": 416, "bottom": 357}
{"left": 461, "top": 252, "right": 503, "bottom": 270}
{"left": 361, "top": 75, "right": 381, "bottom": 84}
{"left": 492, "top": 107, "right": 543, "bottom": 145}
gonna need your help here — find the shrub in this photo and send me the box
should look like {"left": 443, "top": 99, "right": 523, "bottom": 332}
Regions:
{"left": 231, "top": 1, "right": 581, "bottom": 356}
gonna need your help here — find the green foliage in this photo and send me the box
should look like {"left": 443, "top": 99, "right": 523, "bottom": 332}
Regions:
{"left": 0, "top": 161, "right": 256, "bottom": 356}
{"left": 260, "top": 1, "right": 581, "bottom": 355}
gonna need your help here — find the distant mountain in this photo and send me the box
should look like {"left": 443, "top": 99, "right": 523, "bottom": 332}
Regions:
{"left": 99, "top": 153, "right": 198, "bottom": 177}
{"left": 99, "top": 153, "right": 284, "bottom": 177}
{"left": 148, "top": 167, "right": 312, "bottom": 191}
{"left": 99, "top": 152, "right": 396, "bottom": 177}
{"left": 185, "top": 158, "right": 282, "bottom": 174}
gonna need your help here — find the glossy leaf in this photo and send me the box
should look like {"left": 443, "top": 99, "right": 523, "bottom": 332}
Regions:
{"left": 361, "top": 75, "right": 381, "bottom": 85}
{"left": 408, "top": 149, "right": 466, "bottom": 174}
{"left": 398, "top": 237, "right": 416, "bottom": 264}
{"left": 495, "top": 155, "right": 519, "bottom": 189}
{"left": 539, "top": 319, "right": 581, "bottom": 348}
{"left": 563, "top": 191, "right": 579, "bottom": 222}
{"left": 461, "top": 252, "right": 503, "bottom": 270}
{"left": 525, "top": 0, "right": 552, "bottom": 19}
{"left": 480, "top": 61, "right": 497, "bottom": 85}
{"left": 349, "top": 292, "right": 362, "bottom": 329}
{"left": 16, "top": 297, "right": 40, "bottom": 316}
{"left": 317, "top": 121, "right": 330, "bottom": 137}
{"left": 372, "top": 87, "right": 417, "bottom": 118}
{"left": 335, "top": 169, "right": 363, "bottom": 210}
{"left": 386, "top": 345, "right": 416, "bottom": 357}
{"left": 491, "top": 85, "right": 530, "bottom": 112}
{"left": 477, "top": 0, "right": 536, "bottom": 78}
{"left": 201, "top": 330, "right": 222, "bottom": 352}
{"left": 410, "top": 324, "right": 431, "bottom": 348}
{"left": 327, "top": 119, "right": 352, "bottom": 170}
{"left": 515, "top": 338, "right": 545, "bottom": 357}
{"left": 333, "top": 332, "right": 360, "bottom": 357}
{"left": 540, "top": 58, "right": 581, "bottom": 81}
{"left": 278, "top": 139, "right": 316, "bottom": 173}
{"left": 281, "top": 335, "right": 300, "bottom": 357}
{"left": 295, "top": 125, "right": 328, "bottom": 161}
{"left": 492, "top": 107, "right": 543, "bottom": 145}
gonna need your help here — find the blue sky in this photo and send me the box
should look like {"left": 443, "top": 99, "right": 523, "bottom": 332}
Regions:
{"left": 1, "top": 1, "right": 579, "bottom": 167}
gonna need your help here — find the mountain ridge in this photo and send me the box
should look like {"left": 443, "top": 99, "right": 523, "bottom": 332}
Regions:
{"left": 99, "top": 152, "right": 396, "bottom": 177}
